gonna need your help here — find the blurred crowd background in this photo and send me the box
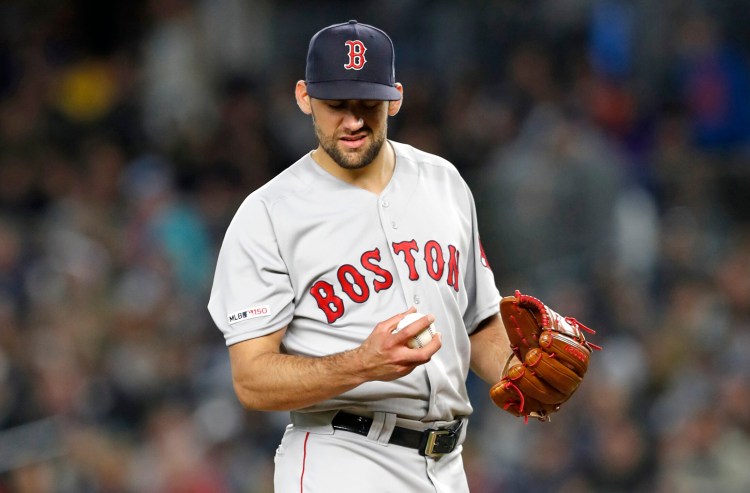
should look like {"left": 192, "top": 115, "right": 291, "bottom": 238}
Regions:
{"left": 1, "top": 0, "right": 750, "bottom": 492}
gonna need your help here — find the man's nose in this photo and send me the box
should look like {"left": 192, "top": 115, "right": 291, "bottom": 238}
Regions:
{"left": 342, "top": 111, "right": 365, "bottom": 130}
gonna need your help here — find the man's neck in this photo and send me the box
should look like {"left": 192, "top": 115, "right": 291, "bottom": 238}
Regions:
{"left": 312, "top": 142, "right": 395, "bottom": 195}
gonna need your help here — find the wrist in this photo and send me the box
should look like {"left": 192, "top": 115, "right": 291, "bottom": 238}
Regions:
{"left": 339, "top": 347, "right": 371, "bottom": 385}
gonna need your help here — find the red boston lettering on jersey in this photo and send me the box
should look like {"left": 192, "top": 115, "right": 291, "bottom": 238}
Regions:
{"left": 447, "top": 244, "right": 460, "bottom": 292}
{"left": 337, "top": 264, "right": 370, "bottom": 303}
{"left": 392, "top": 240, "right": 420, "bottom": 281}
{"left": 308, "top": 240, "right": 465, "bottom": 322}
{"left": 309, "top": 280, "right": 345, "bottom": 323}
{"left": 344, "top": 40, "right": 367, "bottom": 70}
{"left": 361, "top": 248, "right": 393, "bottom": 292}
{"left": 424, "top": 240, "right": 445, "bottom": 281}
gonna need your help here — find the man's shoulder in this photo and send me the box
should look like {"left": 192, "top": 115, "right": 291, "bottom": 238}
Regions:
{"left": 391, "top": 140, "right": 463, "bottom": 179}
{"left": 392, "top": 140, "right": 458, "bottom": 171}
{"left": 227, "top": 154, "right": 317, "bottom": 225}
{"left": 243, "top": 153, "right": 316, "bottom": 206}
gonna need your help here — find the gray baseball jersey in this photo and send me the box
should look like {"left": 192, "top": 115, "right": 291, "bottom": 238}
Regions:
{"left": 208, "top": 140, "right": 500, "bottom": 422}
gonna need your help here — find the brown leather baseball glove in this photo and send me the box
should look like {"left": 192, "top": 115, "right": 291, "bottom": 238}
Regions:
{"left": 490, "top": 290, "right": 601, "bottom": 421}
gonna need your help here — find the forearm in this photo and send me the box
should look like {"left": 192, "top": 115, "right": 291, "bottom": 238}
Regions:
{"left": 469, "top": 313, "right": 514, "bottom": 384}
{"left": 229, "top": 311, "right": 441, "bottom": 412}
{"left": 231, "top": 348, "right": 367, "bottom": 411}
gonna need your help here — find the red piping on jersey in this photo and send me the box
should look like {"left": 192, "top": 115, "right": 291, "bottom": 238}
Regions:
{"left": 300, "top": 432, "right": 310, "bottom": 493}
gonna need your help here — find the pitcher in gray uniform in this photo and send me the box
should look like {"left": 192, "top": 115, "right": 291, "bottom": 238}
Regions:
{"left": 208, "top": 20, "right": 514, "bottom": 493}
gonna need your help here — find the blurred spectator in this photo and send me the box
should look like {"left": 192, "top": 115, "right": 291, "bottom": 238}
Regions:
{"left": 140, "top": 0, "right": 219, "bottom": 150}
{"left": 672, "top": 12, "right": 750, "bottom": 152}
{"left": 475, "top": 102, "right": 624, "bottom": 294}
{"left": 120, "top": 154, "right": 213, "bottom": 296}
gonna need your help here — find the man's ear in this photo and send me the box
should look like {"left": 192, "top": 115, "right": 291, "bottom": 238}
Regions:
{"left": 295, "top": 80, "right": 312, "bottom": 115}
{"left": 388, "top": 83, "right": 404, "bottom": 116}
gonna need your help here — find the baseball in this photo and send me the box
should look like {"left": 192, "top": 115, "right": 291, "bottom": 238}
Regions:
{"left": 392, "top": 312, "right": 437, "bottom": 349}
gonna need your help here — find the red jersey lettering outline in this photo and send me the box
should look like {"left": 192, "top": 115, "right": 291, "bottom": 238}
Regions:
{"left": 479, "top": 239, "right": 491, "bottom": 269}
{"left": 392, "top": 240, "right": 420, "bottom": 281}
{"left": 424, "top": 240, "right": 445, "bottom": 281}
{"left": 337, "top": 264, "right": 370, "bottom": 303}
{"left": 309, "top": 280, "right": 345, "bottom": 323}
{"left": 447, "top": 244, "right": 460, "bottom": 292}
{"left": 309, "top": 240, "right": 467, "bottom": 321}
{"left": 361, "top": 248, "right": 393, "bottom": 292}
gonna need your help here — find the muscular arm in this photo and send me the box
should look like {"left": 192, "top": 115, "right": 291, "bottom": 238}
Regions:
{"left": 469, "top": 313, "right": 514, "bottom": 384}
{"left": 228, "top": 309, "right": 442, "bottom": 411}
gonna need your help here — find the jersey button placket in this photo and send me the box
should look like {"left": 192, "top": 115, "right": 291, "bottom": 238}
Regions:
{"left": 382, "top": 197, "right": 397, "bottom": 228}
{"left": 379, "top": 192, "right": 414, "bottom": 310}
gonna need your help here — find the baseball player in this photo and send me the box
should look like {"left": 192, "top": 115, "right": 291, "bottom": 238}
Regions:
{"left": 208, "top": 20, "right": 514, "bottom": 493}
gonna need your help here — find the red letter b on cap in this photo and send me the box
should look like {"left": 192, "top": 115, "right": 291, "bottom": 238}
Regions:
{"left": 344, "top": 40, "right": 367, "bottom": 70}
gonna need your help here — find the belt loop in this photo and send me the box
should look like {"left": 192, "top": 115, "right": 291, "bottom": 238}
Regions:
{"left": 366, "top": 412, "right": 397, "bottom": 445}
{"left": 290, "top": 410, "right": 337, "bottom": 434}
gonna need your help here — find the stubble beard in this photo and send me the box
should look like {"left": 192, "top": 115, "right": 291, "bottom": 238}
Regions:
{"left": 313, "top": 118, "right": 387, "bottom": 170}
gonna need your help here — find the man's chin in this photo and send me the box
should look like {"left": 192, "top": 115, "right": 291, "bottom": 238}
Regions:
{"left": 333, "top": 154, "right": 371, "bottom": 170}
{"left": 329, "top": 141, "right": 383, "bottom": 170}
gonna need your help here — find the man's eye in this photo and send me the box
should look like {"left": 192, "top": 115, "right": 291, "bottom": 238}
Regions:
{"left": 327, "top": 101, "right": 344, "bottom": 109}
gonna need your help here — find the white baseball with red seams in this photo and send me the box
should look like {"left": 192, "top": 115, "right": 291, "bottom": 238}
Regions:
{"left": 392, "top": 312, "right": 436, "bottom": 349}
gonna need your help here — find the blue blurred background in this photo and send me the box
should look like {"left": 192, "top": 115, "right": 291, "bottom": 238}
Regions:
{"left": 1, "top": 0, "right": 750, "bottom": 491}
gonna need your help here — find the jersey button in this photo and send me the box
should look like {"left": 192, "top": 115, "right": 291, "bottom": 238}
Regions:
{"left": 381, "top": 200, "right": 390, "bottom": 208}
{"left": 391, "top": 221, "right": 398, "bottom": 229}
{"left": 413, "top": 295, "right": 421, "bottom": 304}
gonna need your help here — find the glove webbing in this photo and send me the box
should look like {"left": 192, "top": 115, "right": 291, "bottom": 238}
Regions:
{"left": 512, "top": 290, "right": 602, "bottom": 351}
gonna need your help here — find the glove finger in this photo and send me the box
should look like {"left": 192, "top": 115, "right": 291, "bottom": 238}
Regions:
{"left": 526, "top": 348, "right": 583, "bottom": 396}
{"left": 500, "top": 296, "right": 541, "bottom": 360}
{"left": 489, "top": 377, "right": 560, "bottom": 418}
{"left": 489, "top": 379, "right": 524, "bottom": 416}
{"left": 507, "top": 363, "right": 566, "bottom": 404}
{"left": 539, "top": 330, "right": 590, "bottom": 376}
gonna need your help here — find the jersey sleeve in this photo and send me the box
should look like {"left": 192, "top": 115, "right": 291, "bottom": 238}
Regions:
{"left": 207, "top": 196, "right": 295, "bottom": 346}
{"left": 462, "top": 184, "right": 501, "bottom": 334}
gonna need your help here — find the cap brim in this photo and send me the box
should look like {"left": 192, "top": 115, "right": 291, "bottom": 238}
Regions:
{"left": 306, "top": 80, "right": 401, "bottom": 101}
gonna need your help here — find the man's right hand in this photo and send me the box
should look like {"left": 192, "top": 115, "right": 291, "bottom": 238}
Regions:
{"left": 353, "top": 308, "right": 442, "bottom": 382}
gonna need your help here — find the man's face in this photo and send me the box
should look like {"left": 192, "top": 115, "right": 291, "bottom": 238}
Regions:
{"left": 309, "top": 99, "right": 390, "bottom": 170}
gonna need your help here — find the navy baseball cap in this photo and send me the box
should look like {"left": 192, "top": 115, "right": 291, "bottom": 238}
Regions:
{"left": 305, "top": 20, "right": 401, "bottom": 101}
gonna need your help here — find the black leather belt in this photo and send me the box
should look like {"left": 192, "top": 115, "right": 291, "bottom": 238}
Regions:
{"left": 331, "top": 411, "right": 462, "bottom": 458}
